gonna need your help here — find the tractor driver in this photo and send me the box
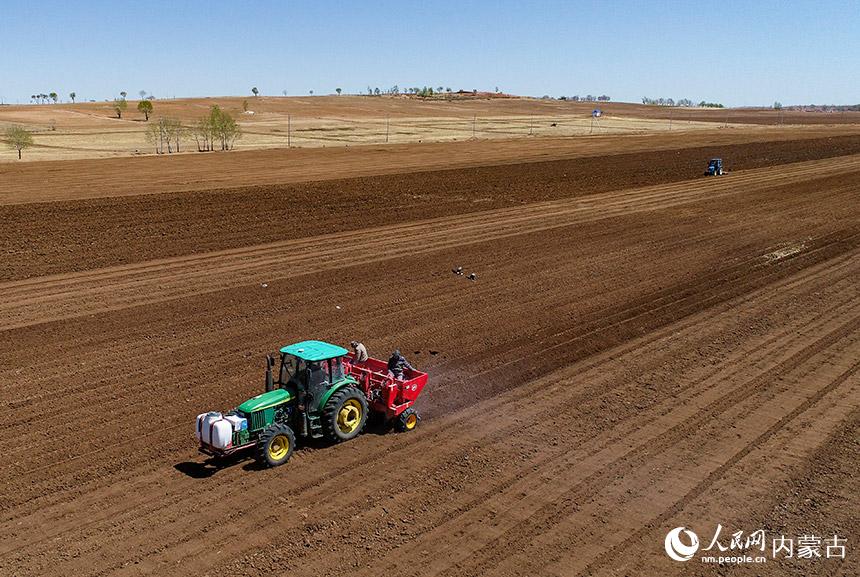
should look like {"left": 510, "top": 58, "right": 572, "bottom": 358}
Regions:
{"left": 387, "top": 350, "right": 414, "bottom": 380}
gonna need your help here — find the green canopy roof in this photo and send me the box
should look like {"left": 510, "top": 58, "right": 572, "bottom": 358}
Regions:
{"left": 280, "top": 340, "right": 349, "bottom": 361}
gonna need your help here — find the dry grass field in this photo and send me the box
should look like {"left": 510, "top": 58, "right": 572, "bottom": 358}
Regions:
{"left": 2, "top": 95, "right": 858, "bottom": 161}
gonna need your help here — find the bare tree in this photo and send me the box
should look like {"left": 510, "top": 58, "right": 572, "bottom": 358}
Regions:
{"left": 4, "top": 125, "right": 34, "bottom": 159}
{"left": 139, "top": 90, "right": 147, "bottom": 100}
{"left": 146, "top": 117, "right": 184, "bottom": 153}
{"left": 192, "top": 116, "right": 215, "bottom": 152}
{"left": 166, "top": 118, "right": 184, "bottom": 152}
{"left": 145, "top": 118, "right": 168, "bottom": 153}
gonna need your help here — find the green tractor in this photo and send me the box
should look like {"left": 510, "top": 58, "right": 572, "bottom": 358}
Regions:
{"left": 196, "top": 340, "right": 429, "bottom": 468}
{"left": 197, "top": 340, "right": 370, "bottom": 467}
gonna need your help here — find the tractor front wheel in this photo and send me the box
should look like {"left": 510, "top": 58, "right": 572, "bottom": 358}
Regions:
{"left": 395, "top": 408, "right": 420, "bottom": 432}
{"left": 322, "top": 386, "right": 368, "bottom": 442}
{"left": 256, "top": 424, "right": 296, "bottom": 467}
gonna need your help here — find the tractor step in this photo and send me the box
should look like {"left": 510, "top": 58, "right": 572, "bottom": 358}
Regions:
{"left": 307, "top": 414, "right": 324, "bottom": 438}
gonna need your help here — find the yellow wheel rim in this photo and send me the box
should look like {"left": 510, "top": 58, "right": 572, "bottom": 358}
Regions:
{"left": 337, "top": 399, "right": 363, "bottom": 434}
{"left": 268, "top": 434, "right": 290, "bottom": 460}
{"left": 405, "top": 413, "right": 418, "bottom": 430}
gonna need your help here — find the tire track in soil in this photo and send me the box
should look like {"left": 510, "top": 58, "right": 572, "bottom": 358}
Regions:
{"left": 357, "top": 273, "right": 860, "bottom": 577}
{"left": 3, "top": 226, "right": 857, "bottom": 517}
{"left": 3, "top": 162, "right": 856, "bottom": 482}
{"left": 575, "top": 360, "right": 860, "bottom": 577}
{"left": 2, "top": 152, "right": 860, "bottom": 576}
{"left": 3, "top": 221, "right": 851, "bottom": 465}
{"left": 210, "top": 247, "right": 860, "bottom": 577}
{"left": 3, "top": 210, "right": 856, "bottom": 540}
{"left": 1, "top": 154, "right": 858, "bottom": 331}
{"left": 5, "top": 248, "right": 852, "bottom": 576}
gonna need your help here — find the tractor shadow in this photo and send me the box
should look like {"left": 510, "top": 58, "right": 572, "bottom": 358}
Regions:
{"left": 174, "top": 452, "right": 251, "bottom": 478}
{"left": 363, "top": 415, "right": 397, "bottom": 436}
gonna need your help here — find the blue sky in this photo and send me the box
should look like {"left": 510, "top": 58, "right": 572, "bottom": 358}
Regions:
{"left": 1, "top": 0, "right": 857, "bottom": 106}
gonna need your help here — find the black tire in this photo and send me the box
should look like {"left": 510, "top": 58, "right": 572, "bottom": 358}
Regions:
{"left": 395, "top": 408, "right": 420, "bottom": 432}
{"left": 255, "top": 423, "right": 296, "bottom": 467}
{"left": 322, "top": 386, "right": 368, "bottom": 442}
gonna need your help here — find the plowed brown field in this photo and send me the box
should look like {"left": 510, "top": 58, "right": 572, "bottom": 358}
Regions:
{"left": 1, "top": 130, "right": 857, "bottom": 577}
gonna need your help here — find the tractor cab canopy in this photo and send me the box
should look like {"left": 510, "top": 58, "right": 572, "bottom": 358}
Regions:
{"left": 277, "top": 341, "right": 349, "bottom": 396}
{"left": 280, "top": 340, "right": 348, "bottom": 361}
{"left": 709, "top": 158, "right": 722, "bottom": 166}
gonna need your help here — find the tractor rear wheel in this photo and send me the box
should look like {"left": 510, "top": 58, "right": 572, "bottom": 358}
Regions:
{"left": 395, "top": 408, "right": 420, "bottom": 432}
{"left": 256, "top": 423, "right": 296, "bottom": 467}
{"left": 322, "top": 386, "right": 368, "bottom": 442}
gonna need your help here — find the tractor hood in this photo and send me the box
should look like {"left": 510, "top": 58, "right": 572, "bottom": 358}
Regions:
{"left": 237, "top": 388, "right": 292, "bottom": 413}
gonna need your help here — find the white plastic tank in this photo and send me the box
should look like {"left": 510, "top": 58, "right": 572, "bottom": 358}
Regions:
{"left": 195, "top": 412, "right": 215, "bottom": 442}
{"left": 195, "top": 412, "right": 233, "bottom": 449}
{"left": 225, "top": 414, "right": 248, "bottom": 431}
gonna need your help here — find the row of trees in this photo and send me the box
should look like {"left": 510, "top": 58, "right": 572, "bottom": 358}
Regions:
{"left": 192, "top": 105, "right": 241, "bottom": 151}
{"left": 252, "top": 86, "right": 463, "bottom": 97}
{"left": 144, "top": 105, "right": 241, "bottom": 154}
{"left": 31, "top": 90, "right": 158, "bottom": 108}
{"left": 559, "top": 95, "right": 611, "bottom": 102}
{"left": 31, "top": 93, "right": 60, "bottom": 104}
{"left": 375, "top": 86, "right": 454, "bottom": 97}
{"left": 641, "top": 97, "right": 723, "bottom": 108}
{"left": 145, "top": 117, "right": 183, "bottom": 153}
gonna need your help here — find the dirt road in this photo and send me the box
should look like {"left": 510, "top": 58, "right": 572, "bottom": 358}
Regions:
{"left": 1, "top": 131, "right": 857, "bottom": 576}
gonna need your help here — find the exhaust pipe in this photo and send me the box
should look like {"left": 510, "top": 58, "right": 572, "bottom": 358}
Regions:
{"left": 278, "top": 355, "right": 287, "bottom": 385}
{"left": 265, "top": 355, "right": 274, "bottom": 392}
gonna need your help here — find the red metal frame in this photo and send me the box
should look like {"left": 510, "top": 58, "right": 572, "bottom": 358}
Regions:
{"left": 345, "top": 353, "right": 429, "bottom": 420}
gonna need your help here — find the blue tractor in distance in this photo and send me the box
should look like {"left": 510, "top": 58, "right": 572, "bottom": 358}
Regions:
{"left": 705, "top": 158, "right": 724, "bottom": 176}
